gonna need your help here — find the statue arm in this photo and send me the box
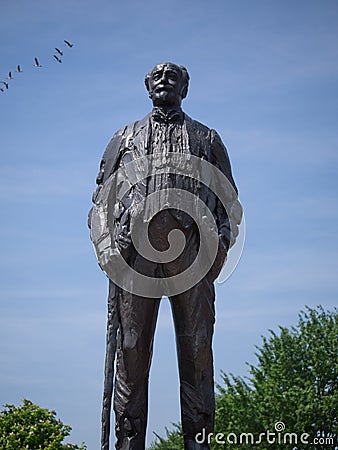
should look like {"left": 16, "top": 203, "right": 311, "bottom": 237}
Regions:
{"left": 210, "top": 129, "right": 238, "bottom": 194}
{"left": 210, "top": 129, "right": 242, "bottom": 249}
{"left": 88, "top": 127, "right": 127, "bottom": 230}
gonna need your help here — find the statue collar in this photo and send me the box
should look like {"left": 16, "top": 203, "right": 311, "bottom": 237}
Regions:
{"left": 151, "top": 106, "right": 184, "bottom": 125}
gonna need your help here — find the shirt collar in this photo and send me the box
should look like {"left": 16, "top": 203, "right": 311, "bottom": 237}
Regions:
{"left": 151, "top": 106, "right": 184, "bottom": 125}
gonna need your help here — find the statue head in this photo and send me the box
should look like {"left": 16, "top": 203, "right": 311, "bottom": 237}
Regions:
{"left": 145, "top": 62, "right": 190, "bottom": 107}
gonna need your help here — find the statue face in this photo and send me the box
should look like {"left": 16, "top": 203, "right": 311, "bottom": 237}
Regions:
{"left": 147, "top": 64, "right": 184, "bottom": 107}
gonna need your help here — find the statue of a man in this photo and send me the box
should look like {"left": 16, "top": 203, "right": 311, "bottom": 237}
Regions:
{"left": 89, "top": 62, "right": 241, "bottom": 450}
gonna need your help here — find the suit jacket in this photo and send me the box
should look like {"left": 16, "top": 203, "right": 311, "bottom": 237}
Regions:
{"left": 89, "top": 112, "right": 242, "bottom": 280}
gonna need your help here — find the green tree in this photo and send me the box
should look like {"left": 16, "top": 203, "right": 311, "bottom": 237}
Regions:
{"left": 148, "top": 424, "right": 183, "bottom": 450}
{"left": 148, "top": 306, "right": 338, "bottom": 450}
{"left": 0, "top": 399, "right": 87, "bottom": 450}
{"left": 242, "top": 305, "right": 338, "bottom": 450}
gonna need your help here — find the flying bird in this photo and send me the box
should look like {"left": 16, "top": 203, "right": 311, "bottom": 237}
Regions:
{"left": 64, "top": 39, "right": 73, "bottom": 48}
{"left": 16, "top": 65, "right": 23, "bottom": 73}
{"left": 53, "top": 55, "right": 62, "bottom": 63}
{"left": 8, "top": 72, "right": 13, "bottom": 80}
{"left": 34, "top": 57, "right": 42, "bottom": 67}
{"left": 55, "top": 47, "right": 63, "bottom": 56}
{"left": 1, "top": 81, "right": 9, "bottom": 89}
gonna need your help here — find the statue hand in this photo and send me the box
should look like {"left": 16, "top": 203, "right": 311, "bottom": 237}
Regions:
{"left": 116, "top": 224, "right": 132, "bottom": 264}
{"left": 207, "top": 235, "right": 228, "bottom": 282}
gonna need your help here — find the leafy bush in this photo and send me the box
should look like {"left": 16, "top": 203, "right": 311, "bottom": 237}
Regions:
{"left": 0, "top": 399, "right": 87, "bottom": 450}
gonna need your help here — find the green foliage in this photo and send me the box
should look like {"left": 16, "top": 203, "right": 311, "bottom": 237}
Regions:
{"left": 148, "top": 306, "right": 338, "bottom": 450}
{"left": 242, "top": 305, "right": 338, "bottom": 450}
{"left": 0, "top": 399, "right": 87, "bottom": 450}
{"left": 147, "top": 423, "right": 184, "bottom": 450}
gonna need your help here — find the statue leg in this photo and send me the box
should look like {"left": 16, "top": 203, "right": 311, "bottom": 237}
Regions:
{"left": 113, "top": 283, "right": 161, "bottom": 450}
{"left": 169, "top": 277, "right": 216, "bottom": 450}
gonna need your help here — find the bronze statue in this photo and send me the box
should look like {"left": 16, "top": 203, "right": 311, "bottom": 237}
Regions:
{"left": 89, "top": 62, "right": 242, "bottom": 450}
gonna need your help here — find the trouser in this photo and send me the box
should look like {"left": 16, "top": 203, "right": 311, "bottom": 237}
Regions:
{"left": 113, "top": 222, "right": 218, "bottom": 450}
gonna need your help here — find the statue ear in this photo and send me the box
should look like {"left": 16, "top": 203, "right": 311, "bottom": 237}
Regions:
{"left": 144, "top": 76, "right": 150, "bottom": 92}
{"left": 181, "top": 84, "right": 188, "bottom": 99}
{"left": 145, "top": 75, "right": 153, "bottom": 99}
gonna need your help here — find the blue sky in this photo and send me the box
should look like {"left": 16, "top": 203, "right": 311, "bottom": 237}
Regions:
{"left": 0, "top": 0, "right": 337, "bottom": 448}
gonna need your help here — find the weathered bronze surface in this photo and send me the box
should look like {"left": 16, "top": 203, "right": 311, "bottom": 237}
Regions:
{"left": 89, "top": 63, "right": 241, "bottom": 450}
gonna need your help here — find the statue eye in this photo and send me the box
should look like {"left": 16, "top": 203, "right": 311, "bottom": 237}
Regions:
{"left": 168, "top": 72, "right": 177, "bottom": 81}
{"left": 152, "top": 72, "right": 161, "bottom": 81}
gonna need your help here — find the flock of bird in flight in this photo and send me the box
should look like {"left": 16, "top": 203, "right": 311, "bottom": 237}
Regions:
{"left": 0, "top": 39, "right": 74, "bottom": 93}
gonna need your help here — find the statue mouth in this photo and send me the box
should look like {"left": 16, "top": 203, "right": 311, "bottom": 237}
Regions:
{"left": 154, "top": 84, "right": 173, "bottom": 92}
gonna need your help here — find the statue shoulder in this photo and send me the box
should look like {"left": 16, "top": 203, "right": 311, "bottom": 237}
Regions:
{"left": 106, "top": 113, "right": 151, "bottom": 152}
{"left": 184, "top": 114, "right": 226, "bottom": 144}
{"left": 99, "top": 114, "right": 151, "bottom": 184}
{"left": 184, "top": 114, "right": 212, "bottom": 138}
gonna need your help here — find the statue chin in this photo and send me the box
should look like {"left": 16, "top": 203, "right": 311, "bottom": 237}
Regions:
{"left": 152, "top": 90, "right": 179, "bottom": 107}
